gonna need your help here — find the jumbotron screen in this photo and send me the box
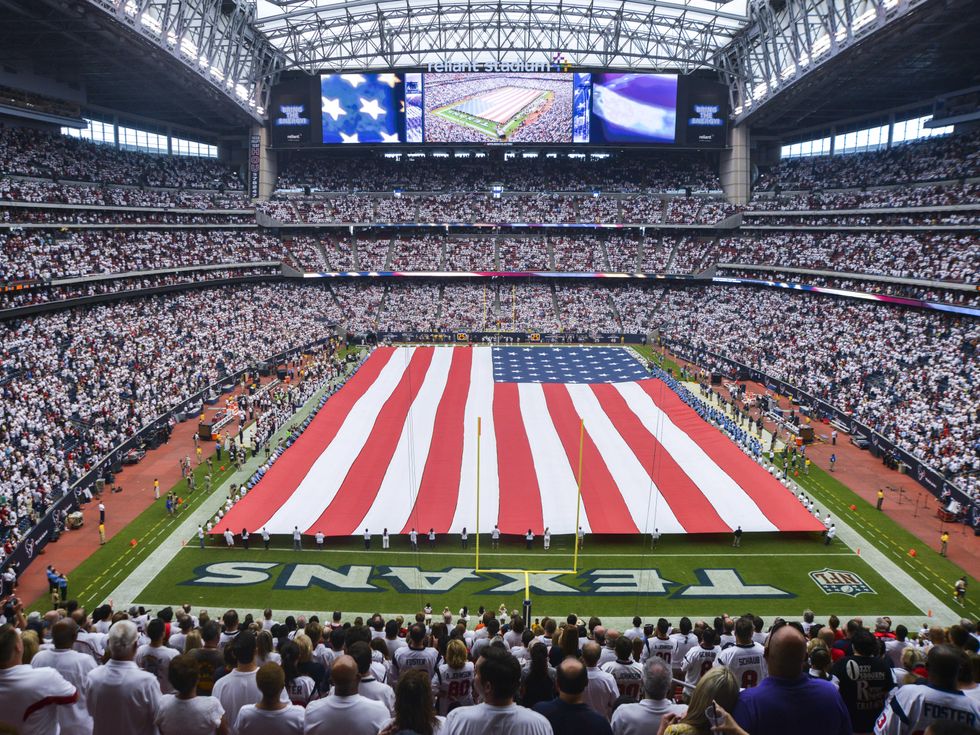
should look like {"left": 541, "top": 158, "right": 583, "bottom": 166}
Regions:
{"left": 270, "top": 70, "right": 726, "bottom": 147}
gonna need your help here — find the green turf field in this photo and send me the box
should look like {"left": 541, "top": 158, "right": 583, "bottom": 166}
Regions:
{"left": 133, "top": 532, "right": 921, "bottom": 619}
{"left": 36, "top": 344, "right": 978, "bottom": 624}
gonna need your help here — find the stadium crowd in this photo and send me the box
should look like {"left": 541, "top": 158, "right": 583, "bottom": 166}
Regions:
{"left": 0, "top": 126, "right": 243, "bottom": 191}
{"left": 275, "top": 150, "right": 722, "bottom": 192}
{"left": 0, "top": 230, "right": 282, "bottom": 282}
{"left": 0, "top": 597, "right": 978, "bottom": 735}
{"left": 0, "top": 284, "right": 346, "bottom": 556}
{"left": 757, "top": 130, "right": 980, "bottom": 190}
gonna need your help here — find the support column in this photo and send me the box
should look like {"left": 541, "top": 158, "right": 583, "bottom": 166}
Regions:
{"left": 720, "top": 123, "right": 750, "bottom": 206}
{"left": 251, "top": 124, "right": 277, "bottom": 201}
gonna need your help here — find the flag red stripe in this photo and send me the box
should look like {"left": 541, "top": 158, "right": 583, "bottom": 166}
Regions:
{"left": 400, "top": 347, "right": 474, "bottom": 534}
{"left": 590, "top": 383, "right": 729, "bottom": 533}
{"left": 541, "top": 383, "right": 639, "bottom": 534}
{"left": 492, "top": 382, "right": 545, "bottom": 534}
{"left": 309, "top": 347, "right": 436, "bottom": 536}
{"left": 639, "top": 380, "right": 825, "bottom": 532}
{"left": 217, "top": 346, "right": 397, "bottom": 533}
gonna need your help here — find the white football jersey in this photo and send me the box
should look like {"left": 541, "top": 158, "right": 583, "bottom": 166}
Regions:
{"left": 670, "top": 633, "right": 698, "bottom": 669}
{"left": 600, "top": 659, "right": 644, "bottom": 700}
{"left": 714, "top": 642, "right": 767, "bottom": 689}
{"left": 393, "top": 645, "right": 441, "bottom": 681}
{"left": 642, "top": 637, "right": 676, "bottom": 665}
{"left": 432, "top": 662, "right": 476, "bottom": 715}
{"left": 682, "top": 645, "right": 721, "bottom": 687}
{"left": 874, "top": 683, "right": 980, "bottom": 735}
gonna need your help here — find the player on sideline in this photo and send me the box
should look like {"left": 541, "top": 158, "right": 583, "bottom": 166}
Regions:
{"left": 461, "top": 527, "right": 469, "bottom": 549}
{"left": 409, "top": 528, "right": 419, "bottom": 551}
{"left": 491, "top": 525, "right": 500, "bottom": 549}
{"left": 543, "top": 528, "right": 550, "bottom": 551}
{"left": 315, "top": 530, "right": 325, "bottom": 551}
{"left": 577, "top": 526, "right": 585, "bottom": 550}
{"left": 382, "top": 528, "right": 390, "bottom": 550}
{"left": 364, "top": 528, "right": 371, "bottom": 550}
{"left": 525, "top": 529, "right": 534, "bottom": 549}
{"left": 428, "top": 528, "right": 436, "bottom": 549}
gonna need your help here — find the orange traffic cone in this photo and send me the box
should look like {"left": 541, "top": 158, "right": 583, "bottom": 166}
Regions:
{"left": 849, "top": 504, "right": 857, "bottom": 511}
{"left": 130, "top": 538, "right": 138, "bottom": 547}
{"left": 856, "top": 548, "right": 860, "bottom": 556}
{"left": 908, "top": 548, "right": 917, "bottom": 558}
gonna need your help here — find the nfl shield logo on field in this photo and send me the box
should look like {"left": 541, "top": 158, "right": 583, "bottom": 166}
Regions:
{"left": 809, "top": 568, "right": 875, "bottom": 596}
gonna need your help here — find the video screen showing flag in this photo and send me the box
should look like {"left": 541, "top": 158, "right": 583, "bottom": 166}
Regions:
{"left": 219, "top": 346, "right": 823, "bottom": 537}
{"left": 423, "top": 72, "right": 574, "bottom": 143}
{"left": 320, "top": 72, "right": 404, "bottom": 144}
{"left": 589, "top": 73, "right": 678, "bottom": 144}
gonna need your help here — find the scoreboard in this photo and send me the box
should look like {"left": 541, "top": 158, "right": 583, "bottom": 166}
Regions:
{"left": 271, "top": 68, "right": 728, "bottom": 148}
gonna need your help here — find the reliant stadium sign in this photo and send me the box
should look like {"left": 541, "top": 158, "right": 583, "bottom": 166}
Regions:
{"left": 183, "top": 562, "right": 794, "bottom": 598}
{"left": 426, "top": 57, "right": 572, "bottom": 74}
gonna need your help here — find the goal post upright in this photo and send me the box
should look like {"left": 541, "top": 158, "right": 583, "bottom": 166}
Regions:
{"left": 475, "top": 416, "right": 481, "bottom": 572}
{"left": 572, "top": 418, "right": 584, "bottom": 574}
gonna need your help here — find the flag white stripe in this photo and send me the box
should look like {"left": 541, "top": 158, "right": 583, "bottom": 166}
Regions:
{"left": 614, "top": 382, "right": 778, "bottom": 532}
{"left": 517, "top": 383, "right": 591, "bottom": 534}
{"left": 564, "top": 384, "right": 684, "bottom": 534}
{"left": 358, "top": 346, "right": 455, "bottom": 535}
{"left": 449, "top": 346, "right": 498, "bottom": 534}
{"left": 265, "top": 347, "right": 415, "bottom": 532}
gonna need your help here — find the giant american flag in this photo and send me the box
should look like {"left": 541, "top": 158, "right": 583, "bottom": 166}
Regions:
{"left": 220, "top": 346, "right": 824, "bottom": 536}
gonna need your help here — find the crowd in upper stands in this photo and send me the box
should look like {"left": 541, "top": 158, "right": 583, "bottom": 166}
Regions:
{"left": 1, "top": 596, "right": 978, "bottom": 735}
{"left": 0, "top": 126, "right": 242, "bottom": 190}
{"left": 756, "top": 130, "right": 980, "bottom": 189}
{"left": 258, "top": 193, "right": 735, "bottom": 225}
{"left": 275, "top": 151, "right": 722, "bottom": 192}
{"left": 0, "top": 230, "right": 283, "bottom": 282}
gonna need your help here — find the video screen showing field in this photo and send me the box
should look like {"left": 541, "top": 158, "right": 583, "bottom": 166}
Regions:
{"left": 424, "top": 72, "right": 574, "bottom": 143}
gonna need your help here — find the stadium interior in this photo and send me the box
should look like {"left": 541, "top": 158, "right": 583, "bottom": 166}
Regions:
{"left": 0, "top": 0, "right": 979, "bottom": 733}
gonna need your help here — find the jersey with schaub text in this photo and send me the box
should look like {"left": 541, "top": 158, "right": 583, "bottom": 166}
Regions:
{"left": 714, "top": 643, "right": 767, "bottom": 689}
{"left": 874, "top": 683, "right": 980, "bottom": 735}
{"left": 682, "top": 645, "right": 721, "bottom": 687}
{"left": 601, "top": 659, "right": 644, "bottom": 700}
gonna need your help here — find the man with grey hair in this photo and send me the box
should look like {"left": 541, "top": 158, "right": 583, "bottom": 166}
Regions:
{"left": 609, "top": 657, "right": 687, "bottom": 735}
{"left": 86, "top": 620, "right": 160, "bottom": 735}
{"left": 599, "top": 629, "right": 619, "bottom": 667}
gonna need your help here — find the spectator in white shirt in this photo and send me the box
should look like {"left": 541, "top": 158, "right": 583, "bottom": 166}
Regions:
{"left": 234, "top": 663, "right": 305, "bottom": 735}
{"left": 155, "top": 653, "right": 228, "bottom": 735}
{"left": 137, "top": 618, "right": 180, "bottom": 693}
{"left": 350, "top": 641, "right": 395, "bottom": 714}
{"left": 31, "top": 618, "right": 97, "bottom": 734}
{"left": 212, "top": 630, "right": 288, "bottom": 735}
{"left": 610, "top": 657, "right": 687, "bottom": 735}
{"left": 303, "top": 654, "right": 390, "bottom": 735}
{"left": 582, "top": 642, "right": 618, "bottom": 720}
{"left": 86, "top": 619, "right": 161, "bottom": 735}
{"left": 443, "top": 646, "right": 552, "bottom": 735}
{"left": 0, "top": 622, "right": 79, "bottom": 735}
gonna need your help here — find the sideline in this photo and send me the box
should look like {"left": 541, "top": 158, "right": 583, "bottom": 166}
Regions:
{"left": 103, "top": 370, "right": 351, "bottom": 607}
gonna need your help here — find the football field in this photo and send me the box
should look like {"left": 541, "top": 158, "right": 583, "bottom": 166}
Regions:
{"left": 35, "top": 346, "right": 978, "bottom": 626}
